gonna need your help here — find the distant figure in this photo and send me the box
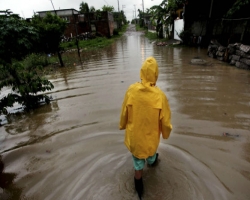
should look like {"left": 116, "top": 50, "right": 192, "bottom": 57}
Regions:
{"left": 119, "top": 57, "right": 172, "bottom": 199}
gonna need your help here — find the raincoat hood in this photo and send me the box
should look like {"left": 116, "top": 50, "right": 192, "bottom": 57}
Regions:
{"left": 140, "top": 57, "right": 159, "bottom": 86}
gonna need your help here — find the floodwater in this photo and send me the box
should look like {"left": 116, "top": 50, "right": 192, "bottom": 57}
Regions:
{"left": 0, "top": 25, "right": 250, "bottom": 200}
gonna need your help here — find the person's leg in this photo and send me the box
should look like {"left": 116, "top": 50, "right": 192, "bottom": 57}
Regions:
{"left": 134, "top": 169, "right": 143, "bottom": 179}
{"left": 132, "top": 155, "right": 145, "bottom": 175}
{"left": 132, "top": 155, "right": 145, "bottom": 199}
{"left": 147, "top": 153, "right": 159, "bottom": 166}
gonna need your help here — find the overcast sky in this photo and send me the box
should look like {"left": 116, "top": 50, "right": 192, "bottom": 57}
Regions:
{"left": 2, "top": 0, "right": 163, "bottom": 21}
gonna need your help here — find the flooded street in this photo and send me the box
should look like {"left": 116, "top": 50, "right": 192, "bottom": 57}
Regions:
{"left": 1, "top": 25, "right": 250, "bottom": 200}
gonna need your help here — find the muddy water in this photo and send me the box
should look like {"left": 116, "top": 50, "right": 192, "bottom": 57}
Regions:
{"left": 0, "top": 25, "right": 250, "bottom": 200}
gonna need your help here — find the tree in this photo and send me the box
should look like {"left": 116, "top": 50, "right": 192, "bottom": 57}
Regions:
{"left": 79, "top": 1, "right": 90, "bottom": 13}
{"left": 149, "top": 3, "right": 167, "bottom": 38}
{"left": 90, "top": 6, "right": 96, "bottom": 12}
{"left": 225, "top": 0, "right": 250, "bottom": 18}
{"left": 0, "top": 10, "right": 38, "bottom": 65}
{"left": 149, "top": 0, "right": 181, "bottom": 38}
{"left": 102, "top": 5, "right": 115, "bottom": 12}
{"left": 0, "top": 62, "right": 54, "bottom": 114}
{"left": 113, "top": 10, "right": 127, "bottom": 30}
{"left": 137, "top": 9, "right": 144, "bottom": 27}
{"left": 120, "top": 10, "right": 127, "bottom": 25}
{"left": 0, "top": 11, "right": 54, "bottom": 116}
{"left": 31, "top": 13, "right": 66, "bottom": 67}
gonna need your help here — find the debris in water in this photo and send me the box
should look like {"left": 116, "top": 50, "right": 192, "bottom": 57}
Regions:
{"left": 156, "top": 42, "right": 167, "bottom": 46}
{"left": 223, "top": 133, "right": 239, "bottom": 137}
{"left": 191, "top": 58, "right": 208, "bottom": 65}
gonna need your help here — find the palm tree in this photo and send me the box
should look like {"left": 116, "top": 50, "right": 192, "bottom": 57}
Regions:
{"left": 149, "top": 1, "right": 168, "bottom": 38}
{"left": 149, "top": 0, "right": 180, "bottom": 38}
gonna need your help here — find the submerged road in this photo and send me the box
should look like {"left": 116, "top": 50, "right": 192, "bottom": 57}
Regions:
{"left": 0, "top": 25, "right": 250, "bottom": 200}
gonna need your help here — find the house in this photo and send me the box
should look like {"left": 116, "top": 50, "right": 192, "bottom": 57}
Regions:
{"left": 36, "top": 9, "right": 114, "bottom": 38}
{"left": 80, "top": 11, "right": 114, "bottom": 37}
{"left": 37, "top": 9, "right": 80, "bottom": 38}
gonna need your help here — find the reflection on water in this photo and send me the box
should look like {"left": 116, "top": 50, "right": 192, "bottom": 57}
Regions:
{"left": 0, "top": 25, "right": 250, "bottom": 200}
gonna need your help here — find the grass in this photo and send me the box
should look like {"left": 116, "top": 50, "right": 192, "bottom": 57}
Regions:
{"left": 38, "top": 24, "right": 129, "bottom": 68}
{"left": 134, "top": 24, "right": 169, "bottom": 43}
{"left": 145, "top": 31, "right": 170, "bottom": 44}
{"left": 135, "top": 24, "right": 147, "bottom": 31}
{"left": 60, "top": 24, "right": 128, "bottom": 51}
{"left": 145, "top": 31, "right": 159, "bottom": 40}
{"left": 60, "top": 37, "right": 114, "bottom": 51}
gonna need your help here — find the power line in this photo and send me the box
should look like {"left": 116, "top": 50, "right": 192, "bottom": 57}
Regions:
{"left": 103, "top": 0, "right": 109, "bottom": 5}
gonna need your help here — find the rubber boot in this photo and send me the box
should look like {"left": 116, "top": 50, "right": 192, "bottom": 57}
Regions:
{"left": 134, "top": 177, "right": 143, "bottom": 200}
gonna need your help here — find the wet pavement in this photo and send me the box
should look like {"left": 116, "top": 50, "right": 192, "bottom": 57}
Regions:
{"left": 0, "top": 24, "right": 250, "bottom": 200}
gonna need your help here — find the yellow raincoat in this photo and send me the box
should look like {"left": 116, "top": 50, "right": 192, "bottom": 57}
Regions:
{"left": 120, "top": 57, "right": 172, "bottom": 159}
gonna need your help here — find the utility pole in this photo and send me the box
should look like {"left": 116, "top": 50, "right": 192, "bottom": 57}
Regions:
{"left": 72, "top": 10, "right": 82, "bottom": 63}
{"left": 50, "top": 0, "right": 57, "bottom": 15}
{"left": 142, "top": 0, "right": 144, "bottom": 26}
{"left": 209, "top": 0, "right": 214, "bottom": 18}
{"left": 49, "top": 0, "right": 64, "bottom": 66}
{"left": 118, "top": 0, "right": 120, "bottom": 12}
{"left": 134, "top": 5, "right": 136, "bottom": 24}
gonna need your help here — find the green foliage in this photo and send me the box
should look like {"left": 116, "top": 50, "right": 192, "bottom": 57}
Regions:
{"left": 225, "top": 0, "right": 250, "bottom": 18}
{"left": 149, "top": 0, "right": 183, "bottom": 38}
{"left": 0, "top": 11, "right": 38, "bottom": 64}
{"left": 102, "top": 5, "right": 115, "bottom": 12}
{"left": 90, "top": 6, "right": 96, "bottom": 12}
{"left": 0, "top": 62, "right": 54, "bottom": 114}
{"left": 60, "top": 24, "right": 128, "bottom": 51}
{"left": 0, "top": 11, "right": 54, "bottom": 117}
{"left": 79, "top": 1, "right": 90, "bottom": 13}
{"left": 137, "top": 9, "right": 145, "bottom": 27}
{"left": 22, "top": 53, "right": 49, "bottom": 68}
{"left": 31, "top": 13, "right": 66, "bottom": 54}
{"left": 145, "top": 32, "right": 158, "bottom": 40}
{"left": 177, "top": 29, "right": 192, "bottom": 45}
{"left": 136, "top": 24, "right": 146, "bottom": 31}
{"left": 113, "top": 11, "right": 127, "bottom": 30}
{"left": 80, "top": 37, "right": 110, "bottom": 49}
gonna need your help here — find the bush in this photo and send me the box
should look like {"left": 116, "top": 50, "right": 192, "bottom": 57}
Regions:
{"left": 178, "top": 29, "right": 192, "bottom": 45}
{"left": 66, "top": 41, "right": 75, "bottom": 48}
{"left": 23, "top": 53, "right": 49, "bottom": 68}
{"left": 145, "top": 31, "right": 158, "bottom": 40}
{"left": 0, "top": 62, "right": 54, "bottom": 114}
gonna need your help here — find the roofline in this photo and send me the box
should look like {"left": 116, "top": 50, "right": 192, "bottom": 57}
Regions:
{"left": 37, "top": 8, "right": 79, "bottom": 13}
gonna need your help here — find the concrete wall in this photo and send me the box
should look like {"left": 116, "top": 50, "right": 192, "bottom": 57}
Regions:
{"left": 174, "top": 19, "right": 184, "bottom": 41}
{"left": 38, "top": 9, "right": 79, "bottom": 18}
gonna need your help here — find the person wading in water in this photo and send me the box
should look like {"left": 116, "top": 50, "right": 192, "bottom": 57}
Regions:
{"left": 119, "top": 56, "right": 172, "bottom": 199}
